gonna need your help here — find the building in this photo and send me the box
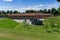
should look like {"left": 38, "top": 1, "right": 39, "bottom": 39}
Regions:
{"left": 7, "top": 13, "right": 51, "bottom": 19}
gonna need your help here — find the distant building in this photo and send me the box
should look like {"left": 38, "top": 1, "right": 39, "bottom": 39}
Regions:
{"left": 7, "top": 13, "right": 51, "bottom": 19}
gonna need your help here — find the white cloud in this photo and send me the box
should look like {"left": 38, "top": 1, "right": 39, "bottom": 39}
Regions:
{"left": 45, "top": 3, "right": 59, "bottom": 9}
{"left": 0, "top": 3, "right": 59, "bottom": 12}
{"left": 0, "top": 6, "right": 13, "bottom": 11}
{"left": 34, "top": 4, "right": 44, "bottom": 7}
{"left": 3, "top": 0, "right": 13, "bottom": 2}
{"left": 19, "top": 3, "right": 59, "bottom": 12}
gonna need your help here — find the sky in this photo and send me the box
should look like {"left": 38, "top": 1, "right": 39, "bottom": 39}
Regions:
{"left": 0, "top": 0, "right": 60, "bottom": 12}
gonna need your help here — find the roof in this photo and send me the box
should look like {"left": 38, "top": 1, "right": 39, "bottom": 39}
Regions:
{"left": 8, "top": 13, "right": 51, "bottom": 17}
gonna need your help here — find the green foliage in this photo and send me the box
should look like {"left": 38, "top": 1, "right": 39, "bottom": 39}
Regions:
{"left": 43, "top": 9, "right": 48, "bottom": 13}
{"left": 51, "top": 8, "right": 57, "bottom": 15}
{"left": 57, "top": 7, "right": 60, "bottom": 13}
{"left": 14, "top": 10, "right": 19, "bottom": 14}
{"left": 25, "top": 10, "right": 37, "bottom": 13}
{"left": 57, "top": 0, "right": 60, "bottom": 2}
{"left": 47, "top": 9, "right": 51, "bottom": 13}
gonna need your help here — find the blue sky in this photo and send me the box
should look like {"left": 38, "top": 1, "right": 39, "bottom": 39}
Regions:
{"left": 0, "top": 0, "right": 60, "bottom": 12}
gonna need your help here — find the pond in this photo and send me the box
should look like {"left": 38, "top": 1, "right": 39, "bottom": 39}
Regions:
{"left": 13, "top": 19, "right": 45, "bottom": 25}
{"left": 13, "top": 19, "right": 32, "bottom": 25}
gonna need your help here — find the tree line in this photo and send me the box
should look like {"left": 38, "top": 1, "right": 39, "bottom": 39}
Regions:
{"left": 25, "top": 6, "right": 60, "bottom": 16}
{"left": 0, "top": 6, "right": 60, "bottom": 16}
{"left": 0, "top": 10, "right": 21, "bottom": 17}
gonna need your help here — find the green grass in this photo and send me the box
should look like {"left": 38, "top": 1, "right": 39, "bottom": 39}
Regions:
{"left": 0, "top": 18, "right": 60, "bottom": 40}
{"left": 44, "top": 17, "right": 60, "bottom": 31}
{"left": 0, "top": 18, "right": 19, "bottom": 29}
{"left": 45, "top": 17, "right": 60, "bottom": 24}
{"left": 0, "top": 24, "right": 60, "bottom": 40}
{"left": 0, "top": 37, "right": 15, "bottom": 40}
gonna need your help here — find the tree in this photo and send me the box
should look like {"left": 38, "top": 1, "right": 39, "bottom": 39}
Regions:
{"left": 39, "top": 10, "right": 44, "bottom": 13}
{"left": 57, "top": 6, "right": 60, "bottom": 14}
{"left": 43, "top": 9, "right": 47, "bottom": 13}
{"left": 7, "top": 10, "right": 10, "bottom": 13}
{"left": 14, "top": 10, "right": 19, "bottom": 14}
{"left": 7, "top": 10, "right": 13, "bottom": 15}
{"left": 56, "top": 0, "right": 60, "bottom": 14}
{"left": 57, "top": 0, "right": 60, "bottom": 2}
{"left": 51, "top": 8, "right": 57, "bottom": 16}
{"left": 1, "top": 10, "right": 7, "bottom": 17}
{"left": 25, "top": 10, "right": 37, "bottom": 13}
{"left": 1, "top": 10, "right": 6, "bottom": 14}
{"left": 7, "top": 10, "right": 13, "bottom": 13}
{"left": 47, "top": 9, "right": 51, "bottom": 13}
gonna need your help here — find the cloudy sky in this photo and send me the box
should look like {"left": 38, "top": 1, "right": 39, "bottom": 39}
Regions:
{"left": 0, "top": 0, "right": 60, "bottom": 12}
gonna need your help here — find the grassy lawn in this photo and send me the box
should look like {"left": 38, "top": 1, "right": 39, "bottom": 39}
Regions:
{"left": 0, "top": 18, "right": 19, "bottom": 29}
{"left": 0, "top": 37, "right": 15, "bottom": 40}
{"left": 0, "top": 18, "right": 60, "bottom": 40}
{"left": 44, "top": 17, "right": 60, "bottom": 31}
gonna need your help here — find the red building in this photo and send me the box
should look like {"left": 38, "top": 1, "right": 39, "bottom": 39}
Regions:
{"left": 8, "top": 13, "right": 51, "bottom": 19}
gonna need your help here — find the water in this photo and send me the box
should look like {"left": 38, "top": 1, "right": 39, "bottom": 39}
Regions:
{"left": 13, "top": 19, "right": 45, "bottom": 25}
{"left": 13, "top": 19, "right": 32, "bottom": 25}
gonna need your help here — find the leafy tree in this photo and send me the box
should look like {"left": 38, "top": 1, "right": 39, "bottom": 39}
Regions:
{"left": 25, "top": 10, "right": 37, "bottom": 13}
{"left": 57, "top": 6, "right": 60, "bottom": 14}
{"left": 43, "top": 9, "right": 47, "bottom": 13}
{"left": 1, "top": 10, "right": 7, "bottom": 17}
{"left": 7, "top": 10, "right": 13, "bottom": 14}
{"left": 56, "top": 0, "right": 60, "bottom": 15}
{"left": 2, "top": 10, "right": 6, "bottom": 14}
{"left": 10, "top": 10, "right": 13, "bottom": 14}
{"left": 7, "top": 10, "right": 10, "bottom": 13}
{"left": 47, "top": 9, "right": 51, "bottom": 13}
{"left": 57, "top": 0, "right": 60, "bottom": 2}
{"left": 51, "top": 8, "right": 57, "bottom": 16}
{"left": 14, "top": 10, "right": 19, "bottom": 14}
{"left": 39, "top": 10, "right": 44, "bottom": 13}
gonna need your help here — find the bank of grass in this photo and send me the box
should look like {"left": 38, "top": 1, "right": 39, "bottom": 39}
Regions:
{"left": 0, "top": 18, "right": 19, "bottom": 29}
{"left": 0, "top": 18, "right": 60, "bottom": 40}
{"left": 44, "top": 17, "right": 60, "bottom": 31}
{"left": 0, "top": 23, "right": 60, "bottom": 40}
{"left": 45, "top": 17, "right": 60, "bottom": 24}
